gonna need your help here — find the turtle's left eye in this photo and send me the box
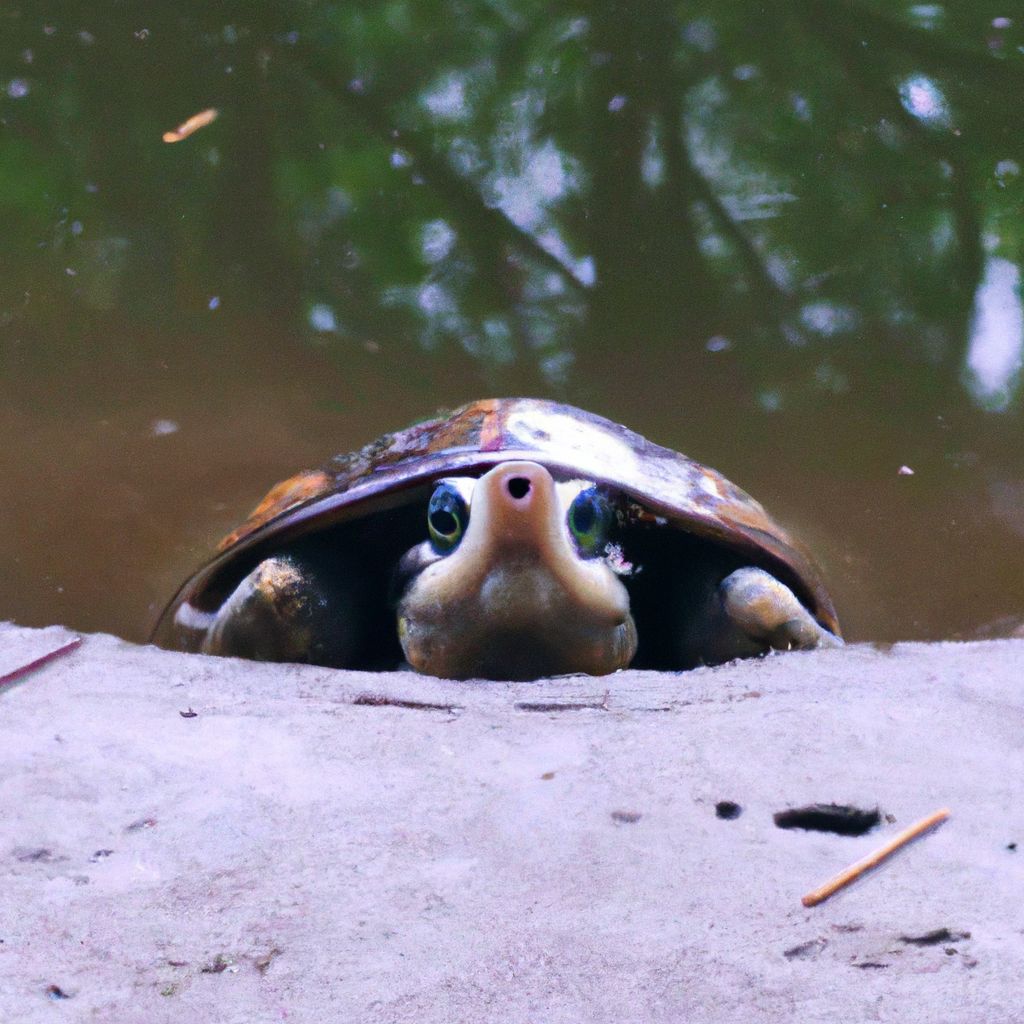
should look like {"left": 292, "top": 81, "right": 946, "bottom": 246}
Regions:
{"left": 427, "top": 482, "right": 469, "bottom": 553}
{"left": 568, "top": 487, "right": 613, "bottom": 556}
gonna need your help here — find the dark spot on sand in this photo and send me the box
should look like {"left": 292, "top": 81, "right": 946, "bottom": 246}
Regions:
{"left": 90, "top": 849, "right": 114, "bottom": 862}
{"left": 900, "top": 927, "right": 970, "bottom": 946}
{"left": 784, "top": 937, "right": 827, "bottom": 960}
{"left": 515, "top": 700, "right": 607, "bottom": 712}
{"left": 611, "top": 810, "right": 641, "bottom": 824}
{"left": 254, "top": 947, "right": 282, "bottom": 975}
{"left": 540, "top": 772, "right": 555, "bottom": 780}
{"left": 125, "top": 817, "right": 157, "bottom": 833}
{"left": 1007, "top": 842, "right": 1017, "bottom": 851}
{"left": 715, "top": 801, "right": 742, "bottom": 820}
{"left": 46, "top": 985, "right": 71, "bottom": 1000}
{"left": 773, "top": 804, "right": 880, "bottom": 837}
{"left": 179, "top": 708, "right": 198, "bottom": 718}
{"left": 353, "top": 694, "right": 460, "bottom": 712}
{"left": 14, "top": 847, "right": 63, "bottom": 863}
{"left": 201, "top": 955, "right": 231, "bottom": 974}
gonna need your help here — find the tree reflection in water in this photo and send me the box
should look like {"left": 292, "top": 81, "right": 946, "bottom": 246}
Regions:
{"left": 3, "top": 2, "right": 1022, "bottom": 403}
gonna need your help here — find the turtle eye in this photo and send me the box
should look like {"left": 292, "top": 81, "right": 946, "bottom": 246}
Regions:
{"left": 427, "top": 482, "right": 469, "bottom": 553}
{"left": 568, "top": 487, "right": 613, "bottom": 556}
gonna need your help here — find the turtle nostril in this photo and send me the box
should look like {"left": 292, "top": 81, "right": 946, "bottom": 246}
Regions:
{"left": 507, "top": 477, "right": 531, "bottom": 500}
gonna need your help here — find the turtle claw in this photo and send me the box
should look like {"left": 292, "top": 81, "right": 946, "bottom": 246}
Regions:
{"left": 720, "top": 567, "right": 842, "bottom": 652}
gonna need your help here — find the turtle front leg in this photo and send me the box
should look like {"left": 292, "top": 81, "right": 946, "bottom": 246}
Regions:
{"left": 681, "top": 566, "right": 841, "bottom": 666}
{"left": 718, "top": 566, "right": 842, "bottom": 656}
{"left": 202, "top": 554, "right": 360, "bottom": 667}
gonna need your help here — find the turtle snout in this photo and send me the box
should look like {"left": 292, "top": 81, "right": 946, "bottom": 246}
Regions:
{"left": 487, "top": 462, "right": 550, "bottom": 518}
{"left": 472, "top": 462, "right": 561, "bottom": 549}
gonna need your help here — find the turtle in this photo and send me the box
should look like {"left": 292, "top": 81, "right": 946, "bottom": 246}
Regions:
{"left": 152, "top": 398, "right": 842, "bottom": 680}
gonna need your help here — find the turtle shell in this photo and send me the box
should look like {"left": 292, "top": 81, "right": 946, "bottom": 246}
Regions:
{"left": 152, "top": 397, "right": 839, "bottom": 650}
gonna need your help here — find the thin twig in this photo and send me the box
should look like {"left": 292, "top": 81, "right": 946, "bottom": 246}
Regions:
{"left": 0, "top": 636, "right": 83, "bottom": 689}
{"left": 801, "top": 807, "right": 950, "bottom": 907}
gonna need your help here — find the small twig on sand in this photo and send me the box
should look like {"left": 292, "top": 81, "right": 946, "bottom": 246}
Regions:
{"left": 802, "top": 807, "right": 951, "bottom": 908}
{"left": 0, "top": 636, "right": 83, "bottom": 689}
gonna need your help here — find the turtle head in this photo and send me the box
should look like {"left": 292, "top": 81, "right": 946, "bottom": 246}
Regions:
{"left": 395, "top": 461, "right": 637, "bottom": 680}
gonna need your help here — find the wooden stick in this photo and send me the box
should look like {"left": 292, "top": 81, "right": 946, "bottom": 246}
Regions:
{"left": 801, "top": 807, "right": 950, "bottom": 908}
{"left": 0, "top": 636, "right": 82, "bottom": 689}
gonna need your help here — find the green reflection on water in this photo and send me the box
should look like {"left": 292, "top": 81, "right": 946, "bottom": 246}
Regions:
{"left": 1, "top": 2, "right": 1023, "bottom": 643}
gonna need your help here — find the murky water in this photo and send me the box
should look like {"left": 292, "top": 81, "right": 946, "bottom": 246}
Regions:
{"left": 2, "top": 6, "right": 1023, "bottom": 647}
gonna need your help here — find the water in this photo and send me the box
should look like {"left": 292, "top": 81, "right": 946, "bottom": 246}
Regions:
{"left": 2, "top": 5, "right": 1023, "bottom": 646}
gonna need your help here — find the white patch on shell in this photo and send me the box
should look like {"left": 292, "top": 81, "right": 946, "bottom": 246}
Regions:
{"left": 505, "top": 407, "right": 640, "bottom": 484}
{"left": 698, "top": 472, "right": 723, "bottom": 499}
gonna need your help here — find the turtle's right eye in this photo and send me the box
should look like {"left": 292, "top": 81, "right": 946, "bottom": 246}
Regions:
{"left": 568, "top": 486, "right": 613, "bottom": 556}
{"left": 427, "top": 483, "right": 468, "bottom": 553}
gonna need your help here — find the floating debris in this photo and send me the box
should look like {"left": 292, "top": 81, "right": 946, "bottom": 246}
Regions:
{"left": 150, "top": 419, "right": 179, "bottom": 437}
{"left": 162, "top": 107, "right": 219, "bottom": 143}
{"left": 898, "top": 465, "right": 915, "bottom": 476}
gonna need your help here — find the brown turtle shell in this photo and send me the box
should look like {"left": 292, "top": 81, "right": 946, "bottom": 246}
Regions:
{"left": 152, "top": 397, "right": 839, "bottom": 647}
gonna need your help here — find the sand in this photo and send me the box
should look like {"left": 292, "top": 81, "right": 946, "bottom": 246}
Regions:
{"left": 1, "top": 622, "right": 1021, "bottom": 1022}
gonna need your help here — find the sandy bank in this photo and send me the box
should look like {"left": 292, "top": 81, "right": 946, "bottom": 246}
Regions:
{"left": 1, "top": 623, "right": 1021, "bottom": 1022}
